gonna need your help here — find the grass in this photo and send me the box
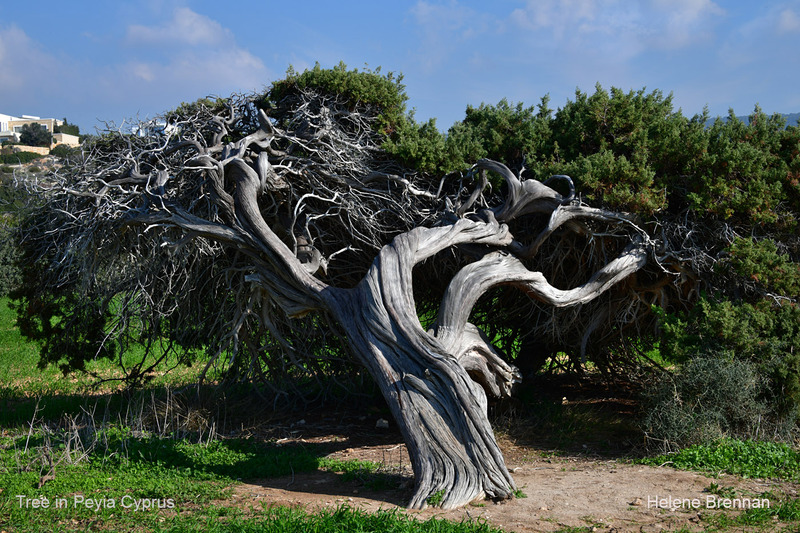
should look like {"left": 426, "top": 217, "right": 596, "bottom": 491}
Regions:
{"left": 700, "top": 495, "right": 800, "bottom": 529}
{"left": 638, "top": 439, "right": 800, "bottom": 480}
{"left": 426, "top": 489, "right": 445, "bottom": 507}
{"left": 0, "top": 298, "right": 200, "bottom": 399}
{"left": 318, "top": 457, "right": 403, "bottom": 491}
{"left": 636, "top": 439, "right": 800, "bottom": 530}
{"left": 0, "top": 418, "right": 430, "bottom": 532}
{"left": 157, "top": 505, "right": 506, "bottom": 532}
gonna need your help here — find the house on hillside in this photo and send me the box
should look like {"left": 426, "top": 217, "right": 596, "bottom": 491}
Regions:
{"left": 0, "top": 113, "right": 78, "bottom": 147}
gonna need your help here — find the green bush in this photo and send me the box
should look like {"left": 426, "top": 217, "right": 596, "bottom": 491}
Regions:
{"left": 640, "top": 438, "right": 800, "bottom": 480}
{"left": 0, "top": 221, "right": 21, "bottom": 297}
{"left": 267, "top": 62, "right": 409, "bottom": 138}
{"left": 0, "top": 152, "right": 42, "bottom": 165}
{"left": 641, "top": 355, "right": 769, "bottom": 451}
{"left": 0, "top": 165, "right": 13, "bottom": 174}
{"left": 49, "top": 143, "right": 76, "bottom": 159}
{"left": 727, "top": 237, "right": 800, "bottom": 297}
{"left": 657, "top": 296, "right": 800, "bottom": 417}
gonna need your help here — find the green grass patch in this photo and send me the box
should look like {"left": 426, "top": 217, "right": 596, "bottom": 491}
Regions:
{"left": 0, "top": 296, "right": 205, "bottom": 427}
{"left": 639, "top": 439, "right": 800, "bottom": 480}
{"left": 700, "top": 494, "right": 800, "bottom": 529}
{"left": 0, "top": 298, "right": 202, "bottom": 399}
{"left": 0, "top": 423, "right": 496, "bottom": 532}
{"left": 318, "top": 457, "right": 403, "bottom": 491}
{"left": 2, "top": 424, "right": 348, "bottom": 531}
{"left": 426, "top": 489, "right": 445, "bottom": 507}
{"left": 157, "top": 504, "right": 506, "bottom": 532}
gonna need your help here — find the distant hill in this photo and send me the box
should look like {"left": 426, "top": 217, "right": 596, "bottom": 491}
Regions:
{"left": 705, "top": 112, "right": 799, "bottom": 128}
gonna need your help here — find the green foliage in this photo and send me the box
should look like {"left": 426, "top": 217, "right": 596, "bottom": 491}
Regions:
{"left": 688, "top": 107, "right": 798, "bottom": 225}
{"left": 656, "top": 296, "right": 800, "bottom": 419}
{"left": 49, "top": 143, "right": 77, "bottom": 160}
{"left": 53, "top": 118, "right": 80, "bottom": 136}
{"left": 267, "top": 62, "right": 408, "bottom": 137}
{"left": 426, "top": 489, "right": 445, "bottom": 506}
{"left": 166, "top": 96, "right": 230, "bottom": 121}
{"left": 640, "top": 355, "right": 768, "bottom": 449}
{"left": 0, "top": 151, "right": 42, "bottom": 164}
{"left": 383, "top": 117, "right": 449, "bottom": 174}
{"left": 10, "top": 288, "right": 116, "bottom": 374}
{"left": 639, "top": 439, "right": 800, "bottom": 480}
{"left": 550, "top": 149, "right": 661, "bottom": 213}
{"left": 319, "top": 457, "right": 381, "bottom": 479}
{"left": 727, "top": 237, "right": 800, "bottom": 296}
{"left": 18, "top": 122, "right": 52, "bottom": 147}
{"left": 733, "top": 496, "right": 800, "bottom": 525}
{"left": 386, "top": 83, "right": 800, "bottom": 226}
{"left": 0, "top": 221, "right": 21, "bottom": 297}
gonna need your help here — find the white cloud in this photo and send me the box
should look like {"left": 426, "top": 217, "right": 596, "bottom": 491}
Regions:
{"left": 778, "top": 8, "right": 800, "bottom": 33}
{"left": 718, "top": 2, "right": 800, "bottom": 67}
{"left": 126, "top": 7, "right": 228, "bottom": 46}
{"left": 0, "top": 25, "right": 59, "bottom": 95}
{"left": 119, "top": 7, "right": 269, "bottom": 101}
{"left": 511, "top": 0, "right": 598, "bottom": 36}
{"left": 122, "top": 48, "right": 266, "bottom": 90}
{"left": 510, "top": 0, "right": 724, "bottom": 54}
{"left": 652, "top": 0, "right": 725, "bottom": 49}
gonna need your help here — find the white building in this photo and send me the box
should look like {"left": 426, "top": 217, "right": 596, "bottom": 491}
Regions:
{"left": 0, "top": 113, "right": 71, "bottom": 145}
{"left": 0, "top": 113, "right": 18, "bottom": 142}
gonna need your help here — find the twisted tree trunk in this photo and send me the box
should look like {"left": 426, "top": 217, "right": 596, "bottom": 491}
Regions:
{"left": 322, "top": 219, "right": 518, "bottom": 509}
{"left": 317, "top": 212, "right": 647, "bottom": 509}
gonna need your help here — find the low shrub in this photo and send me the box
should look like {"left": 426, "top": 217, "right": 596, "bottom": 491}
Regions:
{"left": 640, "top": 354, "right": 770, "bottom": 451}
{"left": 0, "top": 151, "right": 41, "bottom": 165}
{"left": 656, "top": 295, "right": 800, "bottom": 419}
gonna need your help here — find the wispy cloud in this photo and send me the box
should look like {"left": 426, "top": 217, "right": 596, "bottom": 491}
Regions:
{"left": 118, "top": 7, "right": 268, "bottom": 103}
{"left": 778, "top": 7, "right": 800, "bottom": 33}
{"left": 126, "top": 7, "right": 228, "bottom": 46}
{"left": 410, "top": 1, "right": 490, "bottom": 70}
{"left": 510, "top": 0, "right": 724, "bottom": 55}
{"left": 0, "top": 25, "right": 60, "bottom": 96}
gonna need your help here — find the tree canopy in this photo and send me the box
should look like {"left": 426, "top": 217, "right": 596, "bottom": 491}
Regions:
{"left": 18, "top": 123, "right": 52, "bottom": 147}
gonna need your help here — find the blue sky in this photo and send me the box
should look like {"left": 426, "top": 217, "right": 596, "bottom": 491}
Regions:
{"left": 1, "top": 1, "right": 799, "bottom": 134}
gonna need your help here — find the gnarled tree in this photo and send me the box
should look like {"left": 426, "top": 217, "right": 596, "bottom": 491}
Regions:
{"left": 14, "top": 68, "right": 656, "bottom": 509}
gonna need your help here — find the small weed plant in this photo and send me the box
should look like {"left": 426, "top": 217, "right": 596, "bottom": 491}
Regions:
{"left": 427, "top": 489, "right": 446, "bottom": 506}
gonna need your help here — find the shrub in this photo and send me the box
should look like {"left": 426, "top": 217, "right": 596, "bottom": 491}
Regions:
{"left": 656, "top": 296, "right": 800, "bottom": 418}
{"left": 0, "top": 152, "right": 42, "bottom": 165}
{"left": 641, "top": 354, "right": 769, "bottom": 451}
{"left": 726, "top": 237, "right": 800, "bottom": 297}
{"left": 0, "top": 165, "right": 13, "bottom": 174}
{"left": 49, "top": 143, "right": 76, "bottom": 159}
{"left": 0, "top": 221, "right": 21, "bottom": 297}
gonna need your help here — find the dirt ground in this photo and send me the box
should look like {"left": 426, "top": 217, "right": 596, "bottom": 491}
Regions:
{"left": 224, "top": 413, "right": 799, "bottom": 533}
